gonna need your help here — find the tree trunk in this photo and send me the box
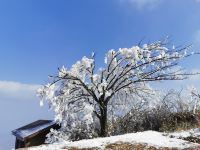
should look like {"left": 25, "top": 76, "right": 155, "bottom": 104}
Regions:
{"left": 99, "top": 106, "right": 107, "bottom": 137}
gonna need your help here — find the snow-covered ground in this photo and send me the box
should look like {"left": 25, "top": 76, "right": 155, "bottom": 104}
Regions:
{"left": 170, "top": 128, "right": 200, "bottom": 138}
{"left": 23, "top": 130, "right": 200, "bottom": 150}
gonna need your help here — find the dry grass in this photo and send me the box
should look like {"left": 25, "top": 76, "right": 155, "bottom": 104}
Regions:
{"left": 64, "top": 147, "right": 99, "bottom": 150}
{"left": 62, "top": 142, "right": 200, "bottom": 150}
{"left": 105, "top": 142, "right": 156, "bottom": 150}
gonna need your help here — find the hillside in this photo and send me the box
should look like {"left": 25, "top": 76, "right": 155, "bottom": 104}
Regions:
{"left": 19, "top": 129, "right": 200, "bottom": 150}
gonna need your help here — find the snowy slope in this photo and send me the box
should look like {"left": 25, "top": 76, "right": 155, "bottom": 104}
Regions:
{"left": 21, "top": 130, "right": 200, "bottom": 150}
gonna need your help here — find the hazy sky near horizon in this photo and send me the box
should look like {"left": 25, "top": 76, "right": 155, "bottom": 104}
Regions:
{"left": 1, "top": 0, "right": 200, "bottom": 149}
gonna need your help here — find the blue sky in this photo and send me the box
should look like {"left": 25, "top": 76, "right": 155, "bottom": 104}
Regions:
{"left": 1, "top": 0, "right": 200, "bottom": 149}
{"left": 0, "top": 0, "right": 200, "bottom": 83}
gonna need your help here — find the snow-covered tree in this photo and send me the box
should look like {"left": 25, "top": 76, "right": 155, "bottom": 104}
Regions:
{"left": 37, "top": 40, "right": 196, "bottom": 140}
{"left": 189, "top": 86, "right": 200, "bottom": 114}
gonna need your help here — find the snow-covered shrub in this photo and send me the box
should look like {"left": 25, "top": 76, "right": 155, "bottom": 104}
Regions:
{"left": 189, "top": 86, "right": 200, "bottom": 114}
{"left": 112, "top": 89, "right": 200, "bottom": 134}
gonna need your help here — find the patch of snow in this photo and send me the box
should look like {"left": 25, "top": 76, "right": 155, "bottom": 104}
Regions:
{"left": 27, "top": 131, "right": 199, "bottom": 150}
{"left": 170, "top": 128, "right": 200, "bottom": 138}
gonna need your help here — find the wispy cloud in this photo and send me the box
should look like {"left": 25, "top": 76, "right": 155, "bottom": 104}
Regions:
{"left": 0, "top": 81, "right": 40, "bottom": 101}
{"left": 118, "top": 0, "right": 162, "bottom": 10}
{"left": 195, "top": 0, "right": 200, "bottom": 3}
{"left": 118, "top": 0, "right": 200, "bottom": 11}
{"left": 0, "top": 81, "right": 51, "bottom": 150}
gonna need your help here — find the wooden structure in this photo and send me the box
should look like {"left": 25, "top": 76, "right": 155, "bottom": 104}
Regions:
{"left": 12, "top": 120, "right": 60, "bottom": 149}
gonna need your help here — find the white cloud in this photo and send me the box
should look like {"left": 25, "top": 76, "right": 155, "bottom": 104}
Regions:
{"left": 0, "top": 81, "right": 52, "bottom": 150}
{"left": 119, "top": 0, "right": 162, "bottom": 10}
{"left": 118, "top": 0, "right": 200, "bottom": 11}
{"left": 0, "top": 81, "right": 40, "bottom": 101}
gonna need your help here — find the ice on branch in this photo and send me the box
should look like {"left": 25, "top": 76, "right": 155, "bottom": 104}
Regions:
{"left": 59, "top": 66, "right": 67, "bottom": 78}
